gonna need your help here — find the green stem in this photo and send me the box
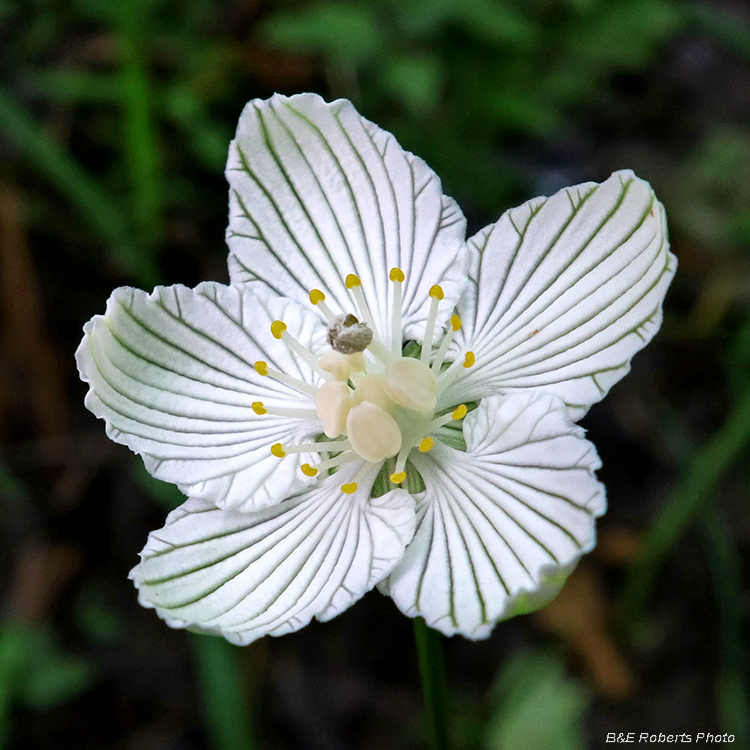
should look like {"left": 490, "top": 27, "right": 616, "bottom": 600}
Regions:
{"left": 413, "top": 618, "right": 450, "bottom": 750}
{"left": 191, "top": 634, "right": 255, "bottom": 750}
{"left": 617, "top": 385, "right": 750, "bottom": 626}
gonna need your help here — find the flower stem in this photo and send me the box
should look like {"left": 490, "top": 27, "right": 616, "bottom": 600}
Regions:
{"left": 413, "top": 618, "right": 450, "bottom": 750}
{"left": 191, "top": 634, "right": 255, "bottom": 750}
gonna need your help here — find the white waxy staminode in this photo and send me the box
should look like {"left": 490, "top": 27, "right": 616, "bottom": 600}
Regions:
{"left": 319, "top": 351, "right": 353, "bottom": 381}
{"left": 383, "top": 359, "right": 438, "bottom": 413}
{"left": 354, "top": 373, "right": 393, "bottom": 411}
{"left": 319, "top": 350, "right": 367, "bottom": 381}
{"left": 346, "top": 401, "right": 402, "bottom": 463}
{"left": 316, "top": 381, "right": 356, "bottom": 438}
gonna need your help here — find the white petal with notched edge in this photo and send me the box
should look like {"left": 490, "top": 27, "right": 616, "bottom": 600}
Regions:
{"left": 76, "top": 282, "right": 326, "bottom": 511}
{"left": 441, "top": 171, "right": 676, "bottom": 420}
{"left": 130, "top": 466, "right": 416, "bottom": 646}
{"left": 225, "top": 92, "right": 468, "bottom": 346}
{"left": 383, "top": 393, "right": 606, "bottom": 639}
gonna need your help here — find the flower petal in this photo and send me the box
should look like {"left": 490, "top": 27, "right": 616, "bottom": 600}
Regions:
{"left": 225, "top": 92, "right": 467, "bottom": 346}
{"left": 76, "top": 282, "right": 327, "bottom": 511}
{"left": 130, "top": 465, "right": 416, "bottom": 645}
{"left": 443, "top": 171, "right": 676, "bottom": 420}
{"left": 383, "top": 392, "right": 605, "bottom": 639}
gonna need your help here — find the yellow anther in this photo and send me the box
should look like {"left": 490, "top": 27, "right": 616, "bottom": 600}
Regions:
{"left": 451, "top": 314, "right": 462, "bottom": 331}
{"left": 309, "top": 289, "right": 326, "bottom": 305}
{"left": 389, "top": 471, "right": 407, "bottom": 484}
{"left": 429, "top": 285, "right": 444, "bottom": 300}
{"left": 463, "top": 351, "right": 475, "bottom": 368}
{"left": 418, "top": 437, "right": 434, "bottom": 453}
{"left": 254, "top": 361, "right": 268, "bottom": 376}
{"left": 341, "top": 482, "right": 358, "bottom": 494}
{"left": 251, "top": 401, "right": 267, "bottom": 415}
{"left": 301, "top": 463, "right": 318, "bottom": 477}
{"left": 452, "top": 404, "right": 468, "bottom": 420}
{"left": 271, "top": 320, "right": 287, "bottom": 339}
{"left": 345, "top": 274, "right": 361, "bottom": 289}
{"left": 271, "top": 443, "right": 286, "bottom": 458}
{"left": 389, "top": 267, "right": 405, "bottom": 283}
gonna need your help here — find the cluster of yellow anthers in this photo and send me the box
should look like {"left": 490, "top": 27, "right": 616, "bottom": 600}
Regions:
{"left": 251, "top": 269, "right": 475, "bottom": 495}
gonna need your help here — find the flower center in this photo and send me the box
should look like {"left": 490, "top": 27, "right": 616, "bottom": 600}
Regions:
{"left": 253, "top": 269, "right": 475, "bottom": 493}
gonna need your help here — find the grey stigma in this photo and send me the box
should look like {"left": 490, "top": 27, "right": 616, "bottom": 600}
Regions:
{"left": 327, "top": 314, "right": 374, "bottom": 354}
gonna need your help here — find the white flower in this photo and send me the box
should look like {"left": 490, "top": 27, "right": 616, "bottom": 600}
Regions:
{"left": 76, "top": 93, "right": 676, "bottom": 643}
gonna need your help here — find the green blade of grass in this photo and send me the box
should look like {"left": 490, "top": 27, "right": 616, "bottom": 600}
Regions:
{"left": 26, "top": 70, "right": 123, "bottom": 104}
{"left": 701, "top": 503, "right": 750, "bottom": 746}
{"left": 0, "top": 87, "right": 158, "bottom": 286}
{"left": 617, "top": 383, "right": 750, "bottom": 625}
{"left": 115, "top": 0, "right": 162, "bottom": 250}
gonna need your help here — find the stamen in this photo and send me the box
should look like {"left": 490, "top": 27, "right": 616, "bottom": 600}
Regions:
{"left": 390, "top": 267, "right": 404, "bottom": 355}
{"left": 340, "top": 461, "right": 377, "bottom": 495}
{"left": 391, "top": 444, "right": 411, "bottom": 479}
{"left": 309, "top": 289, "right": 336, "bottom": 324}
{"left": 346, "top": 273, "right": 377, "bottom": 332}
{"left": 251, "top": 401, "right": 318, "bottom": 419}
{"left": 431, "top": 314, "right": 462, "bottom": 373}
{"left": 281, "top": 439, "right": 350, "bottom": 455}
{"left": 435, "top": 349, "right": 477, "bottom": 395}
{"left": 427, "top": 403, "right": 468, "bottom": 432}
{"left": 271, "top": 443, "right": 286, "bottom": 458}
{"left": 305, "top": 451, "right": 359, "bottom": 476}
{"left": 420, "top": 285, "right": 444, "bottom": 364}
{"left": 271, "top": 321, "right": 335, "bottom": 382}
{"left": 254, "top": 361, "right": 318, "bottom": 396}
{"left": 418, "top": 437, "right": 434, "bottom": 453}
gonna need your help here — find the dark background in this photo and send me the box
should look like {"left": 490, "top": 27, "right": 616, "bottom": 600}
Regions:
{"left": 0, "top": 1, "right": 749, "bottom": 748}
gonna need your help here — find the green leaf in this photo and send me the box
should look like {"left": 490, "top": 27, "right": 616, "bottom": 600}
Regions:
{"left": 0, "top": 623, "right": 93, "bottom": 712}
{"left": 485, "top": 649, "right": 589, "bottom": 750}
{"left": 568, "top": 0, "right": 682, "bottom": 69}
{"left": 382, "top": 54, "right": 442, "bottom": 115}
{"left": 132, "top": 460, "right": 185, "bottom": 510}
{"left": 262, "top": 3, "right": 382, "bottom": 65}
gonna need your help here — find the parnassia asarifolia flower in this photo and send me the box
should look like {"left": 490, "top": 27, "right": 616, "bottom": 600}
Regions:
{"left": 76, "top": 93, "right": 676, "bottom": 644}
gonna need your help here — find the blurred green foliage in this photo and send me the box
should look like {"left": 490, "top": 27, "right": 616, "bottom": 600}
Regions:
{"left": 484, "top": 648, "right": 590, "bottom": 750}
{"left": 0, "top": 623, "right": 93, "bottom": 748}
{"left": 1, "top": 0, "right": 750, "bottom": 748}
{"left": 262, "top": 0, "right": 682, "bottom": 212}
